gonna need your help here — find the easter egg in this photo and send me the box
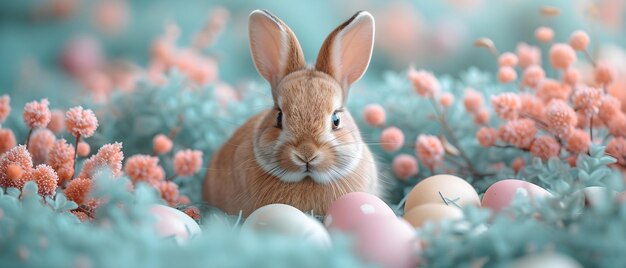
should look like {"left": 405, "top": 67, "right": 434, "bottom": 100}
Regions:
{"left": 242, "top": 204, "right": 331, "bottom": 247}
{"left": 510, "top": 253, "right": 582, "bottom": 268}
{"left": 324, "top": 192, "right": 396, "bottom": 232}
{"left": 403, "top": 203, "right": 463, "bottom": 228}
{"left": 149, "top": 204, "right": 201, "bottom": 244}
{"left": 353, "top": 215, "right": 419, "bottom": 268}
{"left": 404, "top": 174, "right": 480, "bottom": 214}
{"left": 481, "top": 179, "right": 551, "bottom": 213}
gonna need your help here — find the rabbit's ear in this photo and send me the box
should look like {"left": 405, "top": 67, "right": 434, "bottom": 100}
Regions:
{"left": 316, "top": 11, "right": 375, "bottom": 90}
{"left": 249, "top": 10, "right": 306, "bottom": 89}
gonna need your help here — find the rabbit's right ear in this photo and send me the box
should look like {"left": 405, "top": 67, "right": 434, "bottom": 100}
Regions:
{"left": 249, "top": 10, "right": 306, "bottom": 91}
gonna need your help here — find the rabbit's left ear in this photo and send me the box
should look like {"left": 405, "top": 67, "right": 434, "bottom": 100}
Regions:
{"left": 316, "top": 11, "right": 375, "bottom": 89}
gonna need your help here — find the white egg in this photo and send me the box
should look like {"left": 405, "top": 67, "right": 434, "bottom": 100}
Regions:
{"left": 242, "top": 203, "right": 331, "bottom": 248}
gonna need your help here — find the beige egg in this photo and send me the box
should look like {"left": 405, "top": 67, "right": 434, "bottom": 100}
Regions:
{"left": 403, "top": 203, "right": 463, "bottom": 228}
{"left": 511, "top": 253, "right": 582, "bottom": 268}
{"left": 404, "top": 174, "right": 480, "bottom": 214}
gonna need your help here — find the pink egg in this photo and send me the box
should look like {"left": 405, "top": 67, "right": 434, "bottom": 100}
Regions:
{"left": 149, "top": 204, "right": 201, "bottom": 244}
{"left": 353, "top": 215, "right": 419, "bottom": 268}
{"left": 481, "top": 179, "right": 552, "bottom": 213}
{"left": 324, "top": 192, "right": 396, "bottom": 232}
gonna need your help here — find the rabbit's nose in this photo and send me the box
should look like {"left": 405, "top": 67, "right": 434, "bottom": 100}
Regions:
{"left": 294, "top": 143, "right": 320, "bottom": 163}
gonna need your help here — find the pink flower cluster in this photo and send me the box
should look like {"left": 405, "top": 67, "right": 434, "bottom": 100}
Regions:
{"left": 1, "top": 96, "right": 204, "bottom": 221}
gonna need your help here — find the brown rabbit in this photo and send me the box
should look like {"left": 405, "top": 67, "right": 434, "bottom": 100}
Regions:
{"left": 203, "top": 10, "right": 379, "bottom": 216}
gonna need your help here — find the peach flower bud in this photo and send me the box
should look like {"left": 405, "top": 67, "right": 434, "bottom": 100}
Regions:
{"left": 568, "top": 31, "right": 590, "bottom": 51}
{"left": 463, "top": 88, "right": 484, "bottom": 113}
{"left": 23, "top": 99, "right": 51, "bottom": 129}
{"left": 498, "top": 52, "right": 518, "bottom": 67}
{"left": 498, "top": 66, "right": 517, "bottom": 83}
{"left": 439, "top": 93, "right": 454, "bottom": 108}
{"left": 517, "top": 43, "right": 541, "bottom": 68}
{"left": 153, "top": 134, "right": 173, "bottom": 155}
{"left": 379, "top": 127, "right": 405, "bottom": 152}
{"left": 363, "top": 104, "right": 386, "bottom": 127}
{"left": 77, "top": 142, "right": 91, "bottom": 157}
{"left": 594, "top": 61, "right": 616, "bottom": 86}
{"left": 392, "top": 154, "right": 418, "bottom": 180}
{"left": 408, "top": 68, "right": 440, "bottom": 97}
{"left": 530, "top": 135, "right": 560, "bottom": 161}
{"left": 549, "top": 43, "right": 576, "bottom": 70}
{"left": 535, "top": 27, "right": 554, "bottom": 43}
{"left": 522, "top": 65, "right": 545, "bottom": 88}
{"left": 476, "top": 127, "right": 499, "bottom": 147}
{"left": 511, "top": 157, "right": 525, "bottom": 173}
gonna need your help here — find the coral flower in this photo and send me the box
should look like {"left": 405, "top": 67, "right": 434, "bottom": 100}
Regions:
{"left": 565, "top": 129, "right": 591, "bottom": 154}
{"left": 463, "top": 88, "right": 484, "bottom": 113}
{"left": 392, "top": 154, "right": 418, "bottom": 180}
{"left": 498, "top": 66, "right": 517, "bottom": 83}
{"left": 598, "top": 96, "right": 622, "bottom": 124}
{"left": 47, "top": 139, "right": 75, "bottom": 185}
{"left": 32, "top": 164, "right": 59, "bottom": 196}
{"left": 153, "top": 134, "right": 173, "bottom": 155}
{"left": 491, "top": 93, "right": 521, "bottom": 120}
{"left": 476, "top": 127, "right": 498, "bottom": 147}
{"left": 158, "top": 181, "right": 179, "bottom": 206}
{"left": 408, "top": 68, "right": 440, "bottom": 97}
{"left": 363, "top": 104, "right": 386, "bottom": 127}
{"left": 530, "top": 136, "right": 560, "bottom": 161}
{"left": 64, "top": 178, "right": 93, "bottom": 205}
{"left": 607, "top": 137, "right": 626, "bottom": 166}
{"left": 0, "top": 145, "right": 34, "bottom": 189}
{"left": 28, "top": 129, "right": 56, "bottom": 165}
{"left": 549, "top": 43, "right": 576, "bottom": 70}
{"left": 519, "top": 94, "right": 544, "bottom": 120}
{"left": 498, "top": 52, "right": 518, "bottom": 67}
{"left": 608, "top": 115, "right": 626, "bottom": 137}
{"left": 537, "top": 79, "right": 571, "bottom": 102}
{"left": 184, "top": 206, "right": 201, "bottom": 220}
{"left": 594, "top": 61, "right": 616, "bottom": 86}
{"left": 415, "top": 135, "right": 444, "bottom": 170}
{"left": 498, "top": 119, "right": 537, "bottom": 149}
{"left": 572, "top": 86, "right": 602, "bottom": 117}
{"left": 47, "top": 110, "right": 66, "bottom": 133}
{"left": 439, "top": 93, "right": 454, "bottom": 108}
{"left": 79, "top": 142, "right": 124, "bottom": 179}
{"left": 569, "top": 31, "right": 590, "bottom": 51}
{"left": 379, "top": 127, "right": 405, "bottom": 152}
{"left": 173, "top": 149, "right": 203, "bottom": 177}
{"left": 511, "top": 157, "right": 525, "bottom": 173}
{"left": 563, "top": 68, "right": 580, "bottom": 86}
{"left": 77, "top": 142, "right": 91, "bottom": 157}
{"left": 474, "top": 108, "right": 490, "bottom": 125}
{"left": 65, "top": 106, "right": 99, "bottom": 138}
{"left": 23, "top": 99, "right": 51, "bottom": 129}
{"left": 521, "top": 65, "right": 545, "bottom": 88}
{"left": 124, "top": 155, "right": 165, "bottom": 186}
{"left": 544, "top": 100, "right": 577, "bottom": 138}
{"left": 0, "top": 128, "right": 16, "bottom": 154}
{"left": 535, "top": 27, "right": 554, "bottom": 43}
{"left": 516, "top": 43, "right": 541, "bottom": 68}
{"left": 0, "top": 94, "right": 10, "bottom": 124}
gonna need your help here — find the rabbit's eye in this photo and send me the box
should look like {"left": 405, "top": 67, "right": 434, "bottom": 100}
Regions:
{"left": 331, "top": 112, "right": 340, "bottom": 130}
{"left": 276, "top": 110, "right": 283, "bottom": 129}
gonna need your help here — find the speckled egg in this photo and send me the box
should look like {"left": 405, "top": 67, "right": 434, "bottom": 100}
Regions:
{"left": 404, "top": 174, "right": 480, "bottom": 214}
{"left": 324, "top": 192, "right": 396, "bottom": 232}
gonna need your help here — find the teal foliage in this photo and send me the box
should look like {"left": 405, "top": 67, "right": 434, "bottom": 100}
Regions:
{"left": 0, "top": 178, "right": 368, "bottom": 268}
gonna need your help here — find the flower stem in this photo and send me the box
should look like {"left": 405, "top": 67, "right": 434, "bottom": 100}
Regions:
{"left": 428, "top": 98, "right": 480, "bottom": 176}
{"left": 72, "top": 135, "right": 81, "bottom": 179}
{"left": 25, "top": 128, "right": 33, "bottom": 149}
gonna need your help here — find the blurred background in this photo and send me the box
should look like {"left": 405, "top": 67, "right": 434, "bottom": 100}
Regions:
{"left": 1, "top": 0, "right": 625, "bottom": 99}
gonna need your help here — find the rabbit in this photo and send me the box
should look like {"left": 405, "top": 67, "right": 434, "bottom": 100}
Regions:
{"left": 203, "top": 9, "right": 379, "bottom": 216}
